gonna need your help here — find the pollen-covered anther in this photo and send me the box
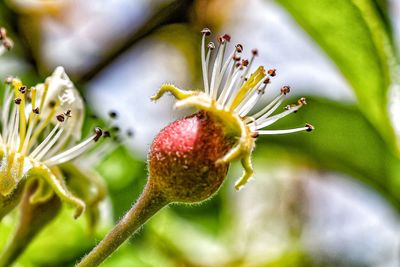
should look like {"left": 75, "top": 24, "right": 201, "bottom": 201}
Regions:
{"left": 208, "top": 42, "right": 215, "bottom": 50}
{"left": 222, "top": 34, "right": 231, "bottom": 42}
{"left": 267, "top": 68, "right": 277, "bottom": 77}
{"left": 218, "top": 34, "right": 231, "bottom": 43}
{"left": 281, "top": 85, "right": 291, "bottom": 95}
{"left": 56, "top": 114, "right": 65, "bottom": 122}
{"left": 251, "top": 48, "right": 258, "bottom": 56}
{"left": 94, "top": 127, "right": 103, "bottom": 142}
{"left": 305, "top": 123, "right": 314, "bottom": 132}
{"left": 33, "top": 107, "right": 40, "bottom": 114}
{"left": 298, "top": 97, "right": 307, "bottom": 105}
{"left": 18, "top": 86, "right": 27, "bottom": 94}
{"left": 201, "top": 28, "right": 211, "bottom": 36}
{"left": 64, "top": 109, "right": 72, "bottom": 117}
{"left": 236, "top": 44, "right": 243, "bottom": 53}
{"left": 14, "top": 98, "right": 21, "bottom": 105}
{"left": 242, "top": 59, "right": 249, "bottom": 67}
{"left": 233, "top": 54, "right": 241, "bottom": 61}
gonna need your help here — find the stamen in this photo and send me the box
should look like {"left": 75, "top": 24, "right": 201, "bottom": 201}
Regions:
{"left": 217, "top": 62, "right": 241, "bottom": 105}
{"left": 255, "top": 101, "right": 305, "bottom": 130}
{"left": 237, "top": 84, "right": 267, "bottom": 116}
{"left": 29, "top": 122, "right": 61, "bottom": 159}
{"left": 35, "top": 123, "right": 66, "bottom": 161}
{"left": 2, "top": 83, "right": 13, "bottom": 140}
{"left": 44, "top": 127, "right": 103, "bottom": 166}
{"left": 214, "top": 48, "right": 237, "bottom": 100}
{"left": 257, "top": 123, "right": 314, "bottom": 135}
{"left": 27, "top": 100, "right": 60, "bottom": 149}
{"left": 17, "top": 87, "right": 27, "bottom": 150}
{"left": 210, "top": 36, "right": 228, "bottom": 99}
{"left": 201, "top": 28, "right": 211, "bottom": 94}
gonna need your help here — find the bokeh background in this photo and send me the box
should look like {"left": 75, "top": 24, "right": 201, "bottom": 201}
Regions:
{"left": 1, "top": 0, "right": 400, "bottom": 266}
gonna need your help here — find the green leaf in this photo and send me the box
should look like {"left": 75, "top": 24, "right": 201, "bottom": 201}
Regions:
{"left": 259, "top": 97, "right": 400, "bottom": 211}
{"left": 275, "top": 0, "right": 397, "bottom": 148}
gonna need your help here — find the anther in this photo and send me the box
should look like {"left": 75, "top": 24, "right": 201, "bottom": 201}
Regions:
{"left": 263, "top": 77, "right": 271, "bottom": 84}
{"left": 108, "top": 110, "right": 118, "bottom": 119}
{"left": 284, "top": 105, "right": 291, "bottom": 110}
{"left": 235, "top": 44, "right": 243, "bottom": 53}
{"left": 14, "top": 98, "right": 21, "bottom": 105}
{"left": 127, "top": 129, "right": 134, "bottom": 137}
{"left": 241, "top": 59, "right": 249, "bottom": 67}
{"left": 233, "top": 55, "right": 241, "bottom": 61}
{"left": 201, "top": 28, "right": 211, "bottom": 36}
{"left": 305, "top": 123, "right": 314, "bottom": 132}
{"left": 267, "top": 68, "right": 277, "bottom": 77}
{"left": 49, "top": 100, "right": 56, "bottom": 108}
{"left": 251, "top": 48, "right": 258, "bottom": 56}
{"left": 33, "top": 107, "right": 40, "bottom": 114}
{"left": 18, "top": 86, "right": 27, "bottom": 94}
{"left": 5, "top": 76, "right": 13, "bottom": 84}
{"left": 56, "top": 114, "right": 65, "bottom": 122}
{"left": 103, "top": 131, "right": 111, "bottom": 138}
{"left": 222, "top": 34, "right": 231, "bottom": 42}
{"left": 208, "top": 42, "right": 215, "bottom": 50}
{"left": 298, "top": 97, "right": 307, "bottom": 105}
{"left": 250, "top": 132, "right": 259, "bottom": 138}
{"left": 64, "top": 109, "right": 72, "bottom": 117}
{"left": 94, "top": 127, "right": 103, "bottom": 142}
{"left": 280, "top": 85, "right": 291, "bottom": 95}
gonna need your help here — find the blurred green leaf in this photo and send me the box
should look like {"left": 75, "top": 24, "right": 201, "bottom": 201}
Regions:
{"left": 96, "top": 147, "right": 148, "bottom": 221}
{"left": 276, "top": 0, "right": 397, "bottom": 149}
{"left": 260, "top": 97, "right": 400, "bottom": 211}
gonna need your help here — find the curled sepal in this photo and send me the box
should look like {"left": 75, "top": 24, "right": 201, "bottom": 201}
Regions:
{"left": 26, "top": 164, "right": 85, "bottom": 219}
{"left": 0, "top": 179, "right": 25, "bottom": 221}
{"left": 150, "top": 84, "right": 198, "bottom": 102}
{"left": 60, "top": 162, "right": 107, "bottom": 232}
{"left": 29, "top": 178, "right": 54, "bottom": 204}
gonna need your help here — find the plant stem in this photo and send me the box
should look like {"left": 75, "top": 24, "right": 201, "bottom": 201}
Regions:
{"left": 76, "top": 181, "right": 169, "bottom": 267}
{"left": 0, "top": 182, "right": 61, "bottom": 267}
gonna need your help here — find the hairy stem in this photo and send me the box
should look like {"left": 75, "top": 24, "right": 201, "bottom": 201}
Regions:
{"left": 0, "top": 181, "right": 61, "bottom": 267}
{"left": 76, "top": 180, "right": 168, "bottom": 267}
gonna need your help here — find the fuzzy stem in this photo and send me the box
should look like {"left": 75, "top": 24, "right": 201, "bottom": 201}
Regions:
{"left": 0, "top": 182, "right": 61, "bottom": 267}
{"left": 76, "top": 180, "right": 168, "bottom": 267}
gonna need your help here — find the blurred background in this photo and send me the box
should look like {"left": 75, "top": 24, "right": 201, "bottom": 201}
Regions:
{"left": 0, "top": 0, "right": 400, "bottom": 266}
